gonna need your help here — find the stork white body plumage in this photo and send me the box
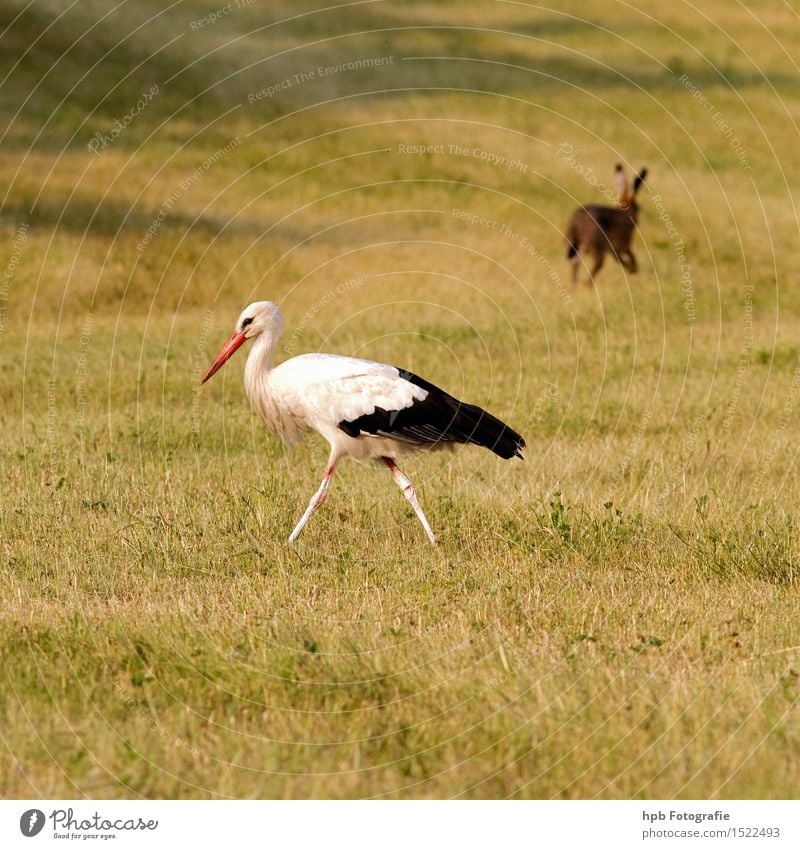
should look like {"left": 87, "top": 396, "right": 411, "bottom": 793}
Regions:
{"left": 250, "top": 352, "right": 427, "bottom": 456}
{"left": 202, "top": 302, "right": 525, "bottom": 544}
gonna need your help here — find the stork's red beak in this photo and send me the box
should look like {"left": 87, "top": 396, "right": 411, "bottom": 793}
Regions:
{"left": 201, "top": 332, "right": 247, "bottom": 383}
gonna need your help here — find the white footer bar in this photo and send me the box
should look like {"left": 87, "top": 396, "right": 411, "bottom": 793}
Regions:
{"left": 2, "top": 800, "right": 797, "bottom": 848}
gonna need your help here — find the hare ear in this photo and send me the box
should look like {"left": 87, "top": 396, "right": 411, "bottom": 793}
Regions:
{"left": 633, "top": 168, "right": 648, "bottom": 194}
{"left": 614, "top": 163, "right": 630, "bottom": 203}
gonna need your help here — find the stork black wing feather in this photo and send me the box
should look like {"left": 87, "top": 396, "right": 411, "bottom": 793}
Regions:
{"left": 337, "top": 368, "right": 525, "bottom": 460}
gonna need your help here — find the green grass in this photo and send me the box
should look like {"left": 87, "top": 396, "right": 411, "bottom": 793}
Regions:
{"left": 2, "top": 0, "right": 800, "bottom": 798}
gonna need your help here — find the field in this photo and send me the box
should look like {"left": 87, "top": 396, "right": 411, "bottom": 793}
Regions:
{"left": 2, "top": 0, "right": 800, "bottom": 799}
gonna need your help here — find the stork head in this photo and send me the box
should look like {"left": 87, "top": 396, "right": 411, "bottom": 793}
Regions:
{"left": 201, "top": 301, "right": 284, "bottom": 383}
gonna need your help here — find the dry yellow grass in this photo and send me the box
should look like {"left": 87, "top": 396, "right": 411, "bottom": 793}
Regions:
{"left": 1, "top": 0, "right": 799, "bottom": 798}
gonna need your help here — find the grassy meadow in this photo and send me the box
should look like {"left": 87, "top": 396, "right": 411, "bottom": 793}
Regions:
{"left": 2, "top": 0, "right": 800, "bottom": 798}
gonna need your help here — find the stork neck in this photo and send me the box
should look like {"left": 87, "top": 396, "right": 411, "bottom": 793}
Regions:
{"left": 243, "top": 330, "right": 279, "bottom": 410}
{"left": 246, "top": 328, "right": 279, "bottom": 376}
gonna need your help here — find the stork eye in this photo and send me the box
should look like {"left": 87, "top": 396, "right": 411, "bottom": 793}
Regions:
{"left": 241, "top": 317, "right": 254, "bottom": 329}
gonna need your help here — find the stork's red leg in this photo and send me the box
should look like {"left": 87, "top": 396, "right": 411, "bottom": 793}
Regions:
{"left": 382, "top": 457, "right": 437, "bottom": 545}
{"left": 288, "top": 456, "right": 338, "bottom": 544}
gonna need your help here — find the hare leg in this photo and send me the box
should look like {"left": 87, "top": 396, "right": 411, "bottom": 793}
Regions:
{"left": 570, "top": 253, "right": 581, "bottom": 285}
{"left": 587, "top": 251, "right": 605, "bottom": 286}
{"left": 619, "top": 250, "right": 638, "bottom": 273}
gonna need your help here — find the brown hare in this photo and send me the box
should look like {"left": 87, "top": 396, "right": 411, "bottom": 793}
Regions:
{"left": 565, "top": 163, "right": 647, "bottom": 285}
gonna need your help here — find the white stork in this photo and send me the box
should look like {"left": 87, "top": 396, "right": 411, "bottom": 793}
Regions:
{"left": 202, "top": 301, "right": 525, "bottom": 544}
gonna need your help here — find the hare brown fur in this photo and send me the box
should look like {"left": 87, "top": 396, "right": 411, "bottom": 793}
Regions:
{"left": 565, "top": 163, "right": 647, "bottom": 285}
